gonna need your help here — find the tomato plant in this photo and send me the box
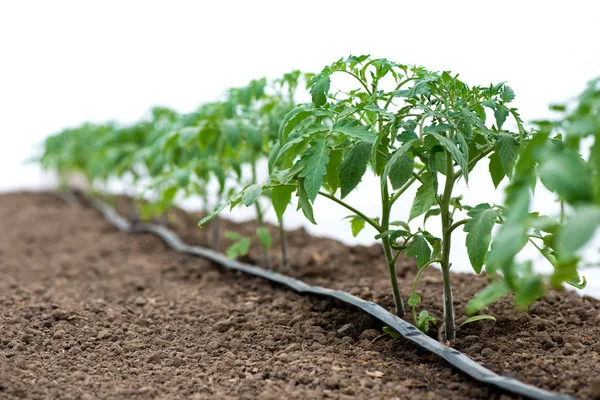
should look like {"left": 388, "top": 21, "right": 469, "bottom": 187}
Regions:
{"left": 468, "top": 78, "right": 599, "bottom": 314}
{"left": 200, "top": 55, "right": 535, "bottom": 340}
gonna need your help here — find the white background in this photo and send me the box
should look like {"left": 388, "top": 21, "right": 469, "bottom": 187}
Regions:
{"left": 1, "top": 0, "right": 599, "bottom": 297}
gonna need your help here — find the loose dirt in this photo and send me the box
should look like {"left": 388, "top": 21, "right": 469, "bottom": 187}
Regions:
{"left": 0, "top": 193, "right": 597, "bottom": 399}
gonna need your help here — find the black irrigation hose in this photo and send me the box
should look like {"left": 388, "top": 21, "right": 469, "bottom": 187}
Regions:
{"left": 65, "top": 193, "right": 571, "bottom": 400}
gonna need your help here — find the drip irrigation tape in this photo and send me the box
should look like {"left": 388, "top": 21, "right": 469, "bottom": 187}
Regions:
{"left": 67, "top": 193, "right": 571, "bottom": 400}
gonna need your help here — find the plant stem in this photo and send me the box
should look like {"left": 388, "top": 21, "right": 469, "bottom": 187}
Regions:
{"left": 340, "top": 70, "right": 372, "bottom": 95}
{"left": 410, "top": 260, "right": 440, "bottom": 323}
{"left": 254, "top": 201, "right": 270, "bottom": 268}
{"left": 279, "top": 217, "right": 289, "bottom": 268}
{"left": 317, "top": 191, "right": 381, "bottom": 232}
{"left": 380, "top": 177, "right": 405, "bottom": 318}
{"left": 267, "top": 184, "right": 382, "bottom": 232}
{"left": 448, "top": 218, "right": 468, "bottom": 233}
{"left": 528, "top": 237, "right": 557, "bottom": 268}
{"left": 453, "top": 147, "right": 494, "bottom": 183}
{"left": 440, "top": 152, "right": 456, "bottom": 341}
{"left": 251, "top": 159, "right": 270, "bottom": 268}
{"left": 390, "top": 174, "right": 419, "bottom": 206}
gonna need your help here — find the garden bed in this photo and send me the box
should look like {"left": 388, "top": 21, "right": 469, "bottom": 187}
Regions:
{"left": 0, "top": 192, "right": 598, "bottom": 399}
{"left": 116, "top": 195, "right": 600, "bottom": 399}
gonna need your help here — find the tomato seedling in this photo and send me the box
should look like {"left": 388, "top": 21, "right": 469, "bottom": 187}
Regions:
{"left": 201, "top": 55, "right": 530, "bottom": 340}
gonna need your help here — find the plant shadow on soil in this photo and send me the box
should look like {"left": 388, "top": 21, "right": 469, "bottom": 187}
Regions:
{"left": 0, "top": 192, "right": 598, "bottom": 399}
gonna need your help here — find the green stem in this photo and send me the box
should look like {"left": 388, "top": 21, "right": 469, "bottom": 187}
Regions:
{"left": 439, "top": 152, "right": 456, "bottom": 341}
{"left": 410, "top": 260, "right": 440, "bottom": 322}
{"left": 254, "top": 201, "right": 270, "bottom": 268}
{"left": 382, "top": 77, "right": 417, "bottom": 109}
{"left": 528, "top": 237, "right": 557, "bottom": 268}
{"left": 453, "top": 147, "right": 494, "bottom": 183}
{"left": 279, "top": 218, "right": 289, "bottom": 268}
{"left": 266, "top": 184, "right": 381, "bottom": 232}
{"left": 411, "top": 259, "right": 442, "bottom": 296}
{"left": 251, "top": 160, "right": 270, "bottom": 268}
{"left": 448, "top": 219, "right": 468, "bottom": 233}
{"left": 317, "top": 191, "right": 381, "bottom": 232}
{"left": 340, "top": 70, "right": 372, "bottom": 95}
{"left": 381, "top": 177, "right": 405, "bottom": 318}
{"left": 390, "top": 173, "right": 420, "bottom": 206}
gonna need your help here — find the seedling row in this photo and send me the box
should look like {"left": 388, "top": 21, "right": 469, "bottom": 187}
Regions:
{"left": 39, "top": 56, "right": 600, "bottom": 342}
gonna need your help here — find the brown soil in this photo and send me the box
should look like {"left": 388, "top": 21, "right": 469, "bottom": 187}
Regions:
{"left": 112, "top": 195, "right": 600, "bottom": 400}
{"left": 1, "top": 192, "right": 512, "bottom": 400}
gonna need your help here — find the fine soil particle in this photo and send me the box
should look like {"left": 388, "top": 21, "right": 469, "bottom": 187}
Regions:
{"left": 111, "top": 195, "right": 600, "bottom": 400}
{"left": 0, "top": 192, "right": 514, "bottom": 400}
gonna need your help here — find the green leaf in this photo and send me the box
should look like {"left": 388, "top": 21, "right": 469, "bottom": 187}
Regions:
{"left": 175, "top": 170, "right": 190, "bottom": 187}
{"left": 325, "top": 149, "right": 342, "bottom": 193}
{"left": 501, "top": 85, "right": 515, "bottom": 103}
{"left": 416, "top": 310, "right": 436, "bottom": 333}
{"left": 424, "top": 208, "right": 440, "bottom": 224}
{"left": 198, "top": 203, "right": 226, "bottom": 229}
{"left": 225, "top": 231, "right": 243, "bottom": 241}
{"left": 271, "top": 185, "right": 295, "bottom": 222}
{"left": 558, "top": 205, "right": 600, "bottom": 258}
{"left": 488, "top": 152, "right": 505, "bottom": 188}
{"left": 406, "top": 235, "right": 431, "bottom": 268}
{"left": 245, "top": 125, "right": 263, "bottom": 150}
{"left": 429, "top": 132, "right": 469, "bottom": 183}
{"left": 566, "top": 275, "right": 587, "bottom": 289}
{"left": 408, "top": 294, "right": 421, "bottom": 307}
{"left": 350, "top": 216, "right": 366, "bottom": 237}
{"left": 383, "top": 142, "right": 415, "bottom": 190}
{"left": 374, "top": 229, "right": 410, "bottom": 241}
{"left": 530, "top": 214, "right": 560, "bottom": 233}
{"left": 424, "top": 123, "right": 453, "bottom": 134}
{"left": 226, "top": 236, "right": 251, "bottom": 259}
{"left": 298, "top": 139, "right": 330, "bottom": 202}
{"left": 296, "top": 180, "right": 316, "bottom": 224}
{"left": 310, "top": 73, "right": 331, "bottom": 107}
{"left": 332, "top": 119, "right": 376, "bottom": 144}
{"left": 464, "top": 203, "right": 498, "bottom": 274}
{"left": 393, "top": 79, "right": 433, "bottom": 98}
{"left": 161, "top": 186, "right": 178, "bottom": 203}
{"left": 339, "top": 142, "right": 372, "bottom": 198}
{"left": 466, "top": 281, "right": 510, "bottom": 315}
{"left": 256, "top": 227, "right": 272, "bottom": 249}
{"left": 268, "top": 141, "right": 281, "bottom": 172}
{"left": 409, "top": 173, "right": 436, "bottom": 221}
{"left": 459, "top": 315, "right": 496, "bottom": 328}
{"left": 390, "top": 220, "right": 411, "bottom": 231}
{"left": 382, "top": 326, "right": 401, "bottom": 339}
{"left": 496, "top": 133, "right": 519, "bottom": 177}
{"left": 279, "top": 106, "right": 312, "bottom": 143}
{"left": 222, "top": 120, "right": 241, "bottom": 148}
{"left": 486, "top": 222, "right": 528, "bottom": 274}
{"left": 515, "top": 275, "right": 546, "bottom": 310}
{"left": 242, "top": 184, "right": 263, "bottom": 207}
{"left": 538, "top": 151, "right": 594, "bottom": 205}
{"left": 494, "top": 104, "right": 509, "bottom": 129}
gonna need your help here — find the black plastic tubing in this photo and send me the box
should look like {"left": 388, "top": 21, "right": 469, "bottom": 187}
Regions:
{"left": 66, "top": 193, "right": 571, "bottom": 400}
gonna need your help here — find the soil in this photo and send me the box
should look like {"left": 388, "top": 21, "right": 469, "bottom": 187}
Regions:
{"left": 0, "top": 193, "right": 596, "bottom": 399}
{"left": 113, "top": 195, "right": 600, "bottom": 399}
